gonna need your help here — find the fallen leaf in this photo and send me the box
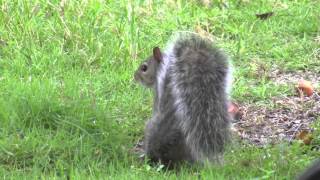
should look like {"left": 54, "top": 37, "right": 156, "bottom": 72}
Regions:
{"left": 194, "top": 25, "right": 214, "bottom": 42}
{"left": 297, "top": 80, "right": 314, "bottom": 97}
{"left": 296, "top": 130, "right": 313, "bottom": 145}
{"left": 256, "top": 12, "right": 274, "bottom": 20}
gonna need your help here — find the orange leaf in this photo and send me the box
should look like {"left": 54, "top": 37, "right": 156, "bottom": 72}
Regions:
{"left": 296, "top": 130, "right": 313, "bottom": 145}
{"left": 297, "top": 80, "right": 314, "bottom": 97}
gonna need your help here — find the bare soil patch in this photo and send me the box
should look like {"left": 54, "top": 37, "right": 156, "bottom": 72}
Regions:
{"left": 233, "top": 69, "right": 320, "bottom": 146}
{"left": 269, "top": 68, "right": 320, "bottom": 87}
{"left": 233, "top": 93, "right": 320, "bottom": 146}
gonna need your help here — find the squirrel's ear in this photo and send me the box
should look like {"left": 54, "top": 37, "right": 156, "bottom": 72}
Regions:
{"left": 153, "top": 47, "right": 162, "bottom": 62}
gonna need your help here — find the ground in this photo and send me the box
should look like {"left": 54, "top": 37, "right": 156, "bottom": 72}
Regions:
{"left": 0, "top": 0, "right": 319, "bottom": 179}
{"left": 233, "top": 74, "right": 320, "bottom": 146}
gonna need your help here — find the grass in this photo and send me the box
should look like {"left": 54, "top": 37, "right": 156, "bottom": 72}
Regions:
{"left": 0, "top": 0, "right": 319, "bottom": 179}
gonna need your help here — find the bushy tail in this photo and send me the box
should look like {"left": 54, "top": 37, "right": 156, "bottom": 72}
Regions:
{"left": 168, "top": 33, "right": 231, "bottom": 162}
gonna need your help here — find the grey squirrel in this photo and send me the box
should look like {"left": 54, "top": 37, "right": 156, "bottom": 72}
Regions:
{"left": 134, "top": 32, "right": 232, "bottom": 167}
{"left": 298, "top": 159, "right": 320, "bottom": 180}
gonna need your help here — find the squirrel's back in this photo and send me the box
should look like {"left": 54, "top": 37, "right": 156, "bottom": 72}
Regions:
{"left": 162, "top": 33, "right": 232, "bottom": 162}
{"left": 162, "top": 33, "right": 232, "bottom": 97}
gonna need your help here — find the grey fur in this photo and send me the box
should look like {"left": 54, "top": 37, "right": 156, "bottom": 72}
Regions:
{"left": 298, "top": 159, "right": 320, "bottom": 180}
{"left": 134, "top": 32, "right": 232, "bottom": 166}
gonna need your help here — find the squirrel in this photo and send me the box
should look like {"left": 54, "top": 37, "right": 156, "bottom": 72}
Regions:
{"left": 134, "top": 32, "right": 233, "bottom": 167}
{"left": 298, "top": 159, "right": 320, "bottom": 180}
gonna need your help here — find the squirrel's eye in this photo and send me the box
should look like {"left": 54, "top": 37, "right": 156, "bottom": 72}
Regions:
{"left": 141, "top": 64, "right": 148, "bottom": 72}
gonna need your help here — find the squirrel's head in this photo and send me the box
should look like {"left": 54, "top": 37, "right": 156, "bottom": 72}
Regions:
{"left": 134, "top": 47, "right": 163, "bottom": 88}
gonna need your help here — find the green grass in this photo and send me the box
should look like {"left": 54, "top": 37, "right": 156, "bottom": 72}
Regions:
{"left": 0, "top": 0, "right": 319, "bottom": 179}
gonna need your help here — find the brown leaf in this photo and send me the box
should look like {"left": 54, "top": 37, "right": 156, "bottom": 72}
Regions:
{"left": 256, "top": 12, "right": 274, "bottom": 20}
{"left": 297, "top": 80, "right": 314, "bottom": 97}
{"left": 296, "top": 130, "right": 313, "bottom": 145}
{"left": 194, "top": 25, "right": 214, "bottom": 42}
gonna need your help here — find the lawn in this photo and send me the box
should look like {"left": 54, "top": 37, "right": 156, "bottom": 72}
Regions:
{"left": 0, "top": 0, "right": 319, "bottom": 179}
